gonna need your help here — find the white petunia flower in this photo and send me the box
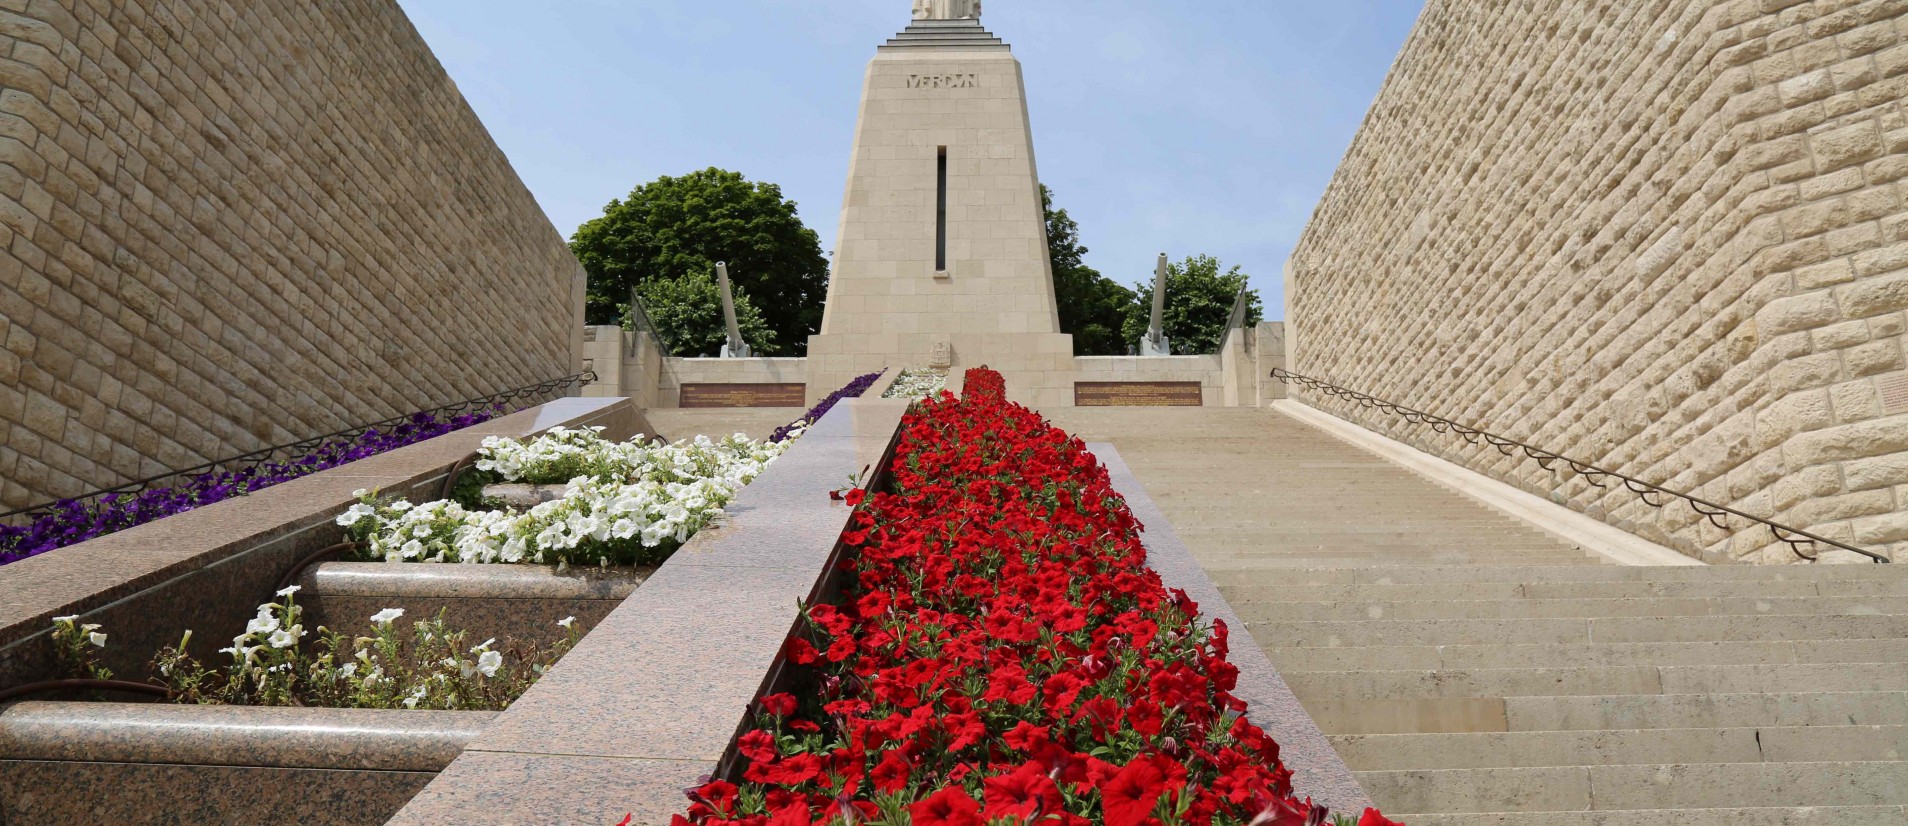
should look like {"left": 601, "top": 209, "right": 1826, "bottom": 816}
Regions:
{"left": 557, "top": 616, "right": 576, "bottom": 629}
{"left": 276, "top": 585, "right": 301, "bottom": 597}
{"left": 370, "top": 608, "right": 405, "bottom": 625}
{"left": 476, "top": 650, "right": 503, "bottom": 678}
{"left": 87, "top": 632, "right": 107, "bottom": 647}
{"left": 267, "top": 629, "right": 297, "bottom": 649}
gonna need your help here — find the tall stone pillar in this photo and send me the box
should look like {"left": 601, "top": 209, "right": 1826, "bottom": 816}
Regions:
{"left": 806, "top": 16, "right": 1075, "bottom": 406}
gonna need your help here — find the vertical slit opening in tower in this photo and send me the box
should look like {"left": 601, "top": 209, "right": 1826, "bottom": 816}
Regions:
{"left": 936, "top": 146, "right": 949, "bottom": 272}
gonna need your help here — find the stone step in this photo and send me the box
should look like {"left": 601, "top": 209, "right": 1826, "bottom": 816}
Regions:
{"left": 1330, "top": 725, "right": 1908, "bottom": 770}
{"left": 1196, "top": 548, "right": 1597, "bottom": 561}
{"left": 1288, "top": 663, "right": 1908, "bottom": 700}
{"left": 1221, "top": 578, "right": 1908, "bottom": 603}
{"left": 1236, "top": 595, "right": 1908, "bottom": 621}
{"left": 1249, "top": 614, "right": 1908, "bottom": 647}
{"left": 1357, "top": 761, "right": 1908, "bottom": 813}
{"left": 1266, "top": 638, "right": 1908, "bottom": 671}
{"left": 1504, "top": 691, "right": 1908, "bottom": 733}
{"left": 1208, "top": 564, "right": 1908, "bottom": 587}
{"left": 1207, "top": 556, "right": 1601, "bottom": 569}
{"left": 1190, "top": 539, "right": 1580, "bottom": 551}
{"left": 1401, "top": 808, "right": 1908, "bottom": 826}
{"left": 1175, "top": 520, "right": 1557, "bottom": 531}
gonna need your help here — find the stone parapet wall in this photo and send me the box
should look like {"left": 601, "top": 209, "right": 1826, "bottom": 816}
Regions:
{"left": 0, "top": 0, "right": 584, "bottom": 510}
{"left": 1290, "top": 0, "right": 1908, "bottom": 562}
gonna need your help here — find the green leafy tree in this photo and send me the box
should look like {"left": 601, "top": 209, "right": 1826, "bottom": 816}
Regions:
{"left": 1121, "top": 254, "right": 1263, "bottom": 354}
{"left": 1042, "top": 185, "right": 1135, "bottom": 356}
{"left": 632, "top": 272, "right": 775, "bottom": 358}
{"left": 570, "top": 168, "right": 829, "bottom": 355}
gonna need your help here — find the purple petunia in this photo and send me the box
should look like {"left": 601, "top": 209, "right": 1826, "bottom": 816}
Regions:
{"left": 0, "top": 408, "right": 501, "bottom": 567}
{"left": 769, "top": 371, "right": 885, "bottom": 443}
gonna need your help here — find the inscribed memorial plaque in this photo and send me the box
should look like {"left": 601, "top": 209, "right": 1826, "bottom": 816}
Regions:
{"left": 1880, "top": 371, "right": 1908, "bottom": 415}
{"left": 680, "top": 383, "right": 808, "bottom": 408}
{"left": 1074, "top": 382, "right": 1203, "bottom": 407}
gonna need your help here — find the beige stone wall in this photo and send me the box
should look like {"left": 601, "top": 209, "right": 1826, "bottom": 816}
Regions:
{"left": 1290, "top": 0, "right": 1908, "bottom": 563}
{"left": 0, "top": 0, "right": 583, "bottom": 510}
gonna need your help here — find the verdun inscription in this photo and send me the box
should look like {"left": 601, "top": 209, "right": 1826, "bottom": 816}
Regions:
{"left": 680, "top": 384, "right": 808, "bottom": 409}
{"left": 1075, "top": 382, "right": 1204, "bottom": 407}
{"left": 908, "top": 73, "right": 979, "bottom": 89}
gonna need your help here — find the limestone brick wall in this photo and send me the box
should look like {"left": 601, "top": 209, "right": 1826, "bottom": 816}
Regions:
{"left": 0, "top": 0, "right": 584, "bottom": 510}
{"left": 1290, "top": 0, "right": 1908, "bottom": 563}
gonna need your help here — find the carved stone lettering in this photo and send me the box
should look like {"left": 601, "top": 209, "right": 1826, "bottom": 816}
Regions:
{"left": 907, "top": 73, "right": 980, "bottom": 90}
{"left": 1074, "top": 382, "right": 1204, "bottom": 407}
{"left": 1880, "top": 371, "right": 1908, "bottom": 416}
{"left": 680, "top": 383, "right": 808, "bottom": 408}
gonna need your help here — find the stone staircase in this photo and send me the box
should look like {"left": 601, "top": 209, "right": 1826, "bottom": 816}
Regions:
{"left": 1043, "top": 407, "right": 1908, "bottom": 825}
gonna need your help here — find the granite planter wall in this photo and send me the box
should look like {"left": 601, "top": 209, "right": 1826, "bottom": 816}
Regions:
{"left": 298, "top": 562, "right": 649, "bottom": 651}
{"left": 0, "top": 702, "right": 491, "bottom": 825}
{"left": 0, "top": 397, "right": 650, "bottom": 693}
{"left": 385, "top": 398, "right": 913, "bottom": 825}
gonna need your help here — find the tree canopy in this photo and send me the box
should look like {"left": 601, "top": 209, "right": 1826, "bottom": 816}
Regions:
{"left": 1120, "top": 254, "right": 1264, "bottom": 355}
{"left": 1043, "top": 186, "right": 1135, "bottom": 356}
{"left": 634, "top": 272, "right": 775, "bottom": 358}
{"left": 570, "top": 168, "right": 829, "bottom": 355}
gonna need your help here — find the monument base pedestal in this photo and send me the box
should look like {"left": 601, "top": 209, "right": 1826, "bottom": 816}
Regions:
{"left": 806, "top": 332, "right": 1075, "bottom": 408}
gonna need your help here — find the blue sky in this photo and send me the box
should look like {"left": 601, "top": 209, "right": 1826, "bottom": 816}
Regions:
{"left": 395, "top": 1, "right": 1424, "bottom": 319}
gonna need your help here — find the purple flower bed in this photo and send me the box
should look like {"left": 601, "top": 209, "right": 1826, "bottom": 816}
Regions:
{"left": 0, "top": 409, "right": 501, "bottom": 566}
{"left": 769, "top": 370, "right": 885, "bottom": 443}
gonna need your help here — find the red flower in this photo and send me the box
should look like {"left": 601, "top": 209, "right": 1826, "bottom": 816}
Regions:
{"left": 668, "top": 370, "right": 1335, "bottom": 826}
{"left": 982, "top": 762, "right": 1062, "bottom": 820}
{"left": 1359, "top": 809, "right": 1405, "bottom": 826}
{"left": 870, "top": 749, "right": 913, "bottom": 793}
{"left": 767, "top": 805, "right": 812, "bottom": 826}
{"left": 759, "top": 693, "right": 797, "bottom": 717}
{"left": 1101, "top": 757, "right": 1170, "bottom": 826}
{"left": 909, "top": 787, "right": 983, "bottom": 826}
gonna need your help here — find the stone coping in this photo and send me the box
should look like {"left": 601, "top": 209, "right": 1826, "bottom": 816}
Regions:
{"left": 0, "top": 397, "right": 648, "bottom": 688}
{"left": 384, "top": 398, "right": 912, "bottom": 826}
{"left": 1093, "top": 443, "right": 1374, "bottom": 815}
{"left": 303, "top": 561, "right": 649, "bottom": 601}
{"left": 0, "top": 701, "right": 491, "bottom": 773}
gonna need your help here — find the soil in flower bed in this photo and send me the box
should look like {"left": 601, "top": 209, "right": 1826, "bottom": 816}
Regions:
{"left": 656, "top": 368, "right": 1402, "bottom": 826}
{"left": 50, "top": 586, "right": 583, "bottom": 712}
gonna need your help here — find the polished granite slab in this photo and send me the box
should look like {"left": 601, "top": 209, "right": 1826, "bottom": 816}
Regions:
{"left": 0, "top": 702, "right": 493, "bottom": 826}
{"left": 301, "top": 561, "right": 649, "bottom": 650}
{"left": 384, "top": 398, "right": 910, "bottom": 825}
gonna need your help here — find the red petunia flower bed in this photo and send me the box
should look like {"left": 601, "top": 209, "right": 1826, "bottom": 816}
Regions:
{"left": 662, "top": 368, "right": 1401, "bottom": 826}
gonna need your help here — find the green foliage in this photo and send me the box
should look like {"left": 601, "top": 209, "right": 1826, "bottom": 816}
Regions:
{"left": 634, "top": 271, "right": 776, "bottom": 357}
{"left": 1043, "top": 185, "right": 1136, "bottom": 356}
{"left": 570, "top": 168, "right": 828, "bottom": 355}
{"left": 1121, "top": 254, "right": 1263, "bottom": 355}
{"left": 56, "top": 591, "right": 582, "bottom": 710}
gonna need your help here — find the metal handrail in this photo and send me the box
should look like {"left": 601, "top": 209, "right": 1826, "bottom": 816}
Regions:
{"left": 1271, "top": 368, "right": 1892, "bottom": 563}
{"left": 625, "top": 287, "right": 673, "bottom": 358}
{"left": 1, "top": 371, "right": 597, "bottom": 526}
{"left": 1214, "top": 281, "right": 1254, "bottom": 354}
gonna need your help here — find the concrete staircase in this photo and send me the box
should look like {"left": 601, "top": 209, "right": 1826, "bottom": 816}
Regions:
{"left": 1043, "top": 407, "right": 1908, "bottom": 825}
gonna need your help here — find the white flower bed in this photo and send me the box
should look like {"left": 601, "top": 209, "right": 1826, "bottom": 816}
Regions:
{"left": 881, "top": 368, "right": 948, "bottom": 399}
{"left": 337, "top": 427, "right": 791, "bottom": 567}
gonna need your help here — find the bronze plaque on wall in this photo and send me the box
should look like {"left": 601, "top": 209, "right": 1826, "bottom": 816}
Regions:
{"left": 680, "top": 383, "right": 808, "bottom": 408}
{"left": 1074, "top": 382, "right": 1204, "bottom": 407}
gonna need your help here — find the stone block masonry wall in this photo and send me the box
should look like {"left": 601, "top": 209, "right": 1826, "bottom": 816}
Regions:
{"left": 0, "top": 0, "right": 585, "bottom": 510}
{"left": 1290, "top": 0, "right": 1908, "bottom": 563}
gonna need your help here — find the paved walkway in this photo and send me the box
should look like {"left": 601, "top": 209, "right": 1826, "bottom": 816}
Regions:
{"left": 642, "top": 408, "right": 805, "bottom": 442}
{"left": 1042, "top": 406, "right": 1908, "bottom": 825}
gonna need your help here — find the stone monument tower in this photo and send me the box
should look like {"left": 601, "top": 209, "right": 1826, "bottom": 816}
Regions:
{"left": 806, "top": 3, "right": 1075, "bottom": 406}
